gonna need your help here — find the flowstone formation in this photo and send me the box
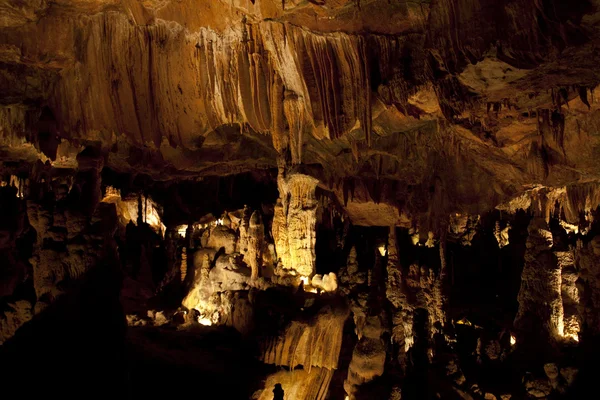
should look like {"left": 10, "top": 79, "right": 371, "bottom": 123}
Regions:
{"left": 3, "top": 0, "right": 600, "bottom": 398}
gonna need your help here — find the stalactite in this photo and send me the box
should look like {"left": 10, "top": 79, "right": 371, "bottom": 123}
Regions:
{"left": 270, "top": 72, "right": 287, "bottom": 153}
{"left": 439, "top": 235, "right": 447, "bottom": 280}
{"left": 578, "top": 86, "right": 591, "bottom": 109}
{"left": 551, "top": 109, "right": 566, "bottom": 155}
{"left": 283, "top": 91, "right": 305, "bottom": 165}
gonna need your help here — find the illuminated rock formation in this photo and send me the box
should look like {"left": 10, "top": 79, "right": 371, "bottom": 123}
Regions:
{"left": 448, "top": 214, "right": 480, "bottom": 246}
{"left": 556, "top": 250, "right": 580, "bottom": 342}
{"left": 181, "top": 251, "right": 213, "bottom": 314}
{"left": 494, "top": 221, "right": 510, "bottom": 248}
{"left": 273, "top": 172, "right": 319, "bottom": 277}
{"left": 207, "top": 225, "right": 238, "bottom": 254}
{"left": 3, "top": 0, "right": 600, "bottom": 398}
{"left": 344, "top": 316, "right": 387, "bottom": 400}
{"left": 311, "top": 273, "right": 338, "bottom": 293}
{"left": 246, "top": 210, "right": 264, "bottom": 280}
{"left": 260, "top": 302, "right": 349, "bottom": 370}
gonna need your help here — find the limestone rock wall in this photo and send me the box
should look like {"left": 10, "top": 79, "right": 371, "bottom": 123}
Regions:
{"left": 4, "top": 15, "right": 401, "bottom": 156}
{"left": 260, "top": 302, "right": 349, "bottom": 370}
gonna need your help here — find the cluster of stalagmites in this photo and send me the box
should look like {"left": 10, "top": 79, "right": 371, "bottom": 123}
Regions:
{"left": 332, "top": 190, "right": 599, "bottom": 400}
{"left": 0, "top": 151, "right": 123, "bottom": 343}
{"left": 3, "top": 156, "right": 600, "bottom": 400}
{"left": 178, "top": 172, "right": 337, "bottom": 327}
{"left": 139, "top": 178, "right": 346, "bottom": 400}
{"left": 505, "top": 185, "right": 600, "bottom": 350}
{"left": 178, "top": 207, "right": 271, "bottom": 332}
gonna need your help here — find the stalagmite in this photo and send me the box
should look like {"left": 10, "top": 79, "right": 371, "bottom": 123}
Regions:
{"left": 238, "top": 205, "right": 252, "bottom": 255}
{"left": 311, "top": 273, "right": 338, "bottom": 292}
{"left": 182, "top": 252, "right": 213, "bottom": 313}
{"left": 246, "top": 210, "right": 264, "bottom": 280}
{"left": 494, "top": 221, "right": 510, "bottom": 248}
{"left": 514, "top": 218, "right": 564, "bottom": 346}
{"left": 273, "top": 172, "right": 319, "bottom": 277}
{"left": 575, "top": 236, "right": 600, "bottom": 337}
{"left": 180, "top": 248, "right": 188, "bottom": 283}
{"left": 344, "top": 316, "right": 387, "bottom": 400}
{"left": 386, "top": 226, "right": 409, "bottom": 363}
{"left": 338, "top": 246, "right": 368, "bottom": 337}
{"left": 556, "top": 250, "right": 580, "bottom": 341}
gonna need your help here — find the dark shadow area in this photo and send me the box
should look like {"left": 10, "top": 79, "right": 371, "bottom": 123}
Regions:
{"left": 0, "top": 258, "right": 267, "bottom": 399}
{"left": 0, "top": 259, "right": 128, "bottom": 398}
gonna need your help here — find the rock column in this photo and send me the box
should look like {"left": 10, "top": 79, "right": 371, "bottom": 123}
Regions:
{"left": 272, "top": 170, "right": 319, "bottom": 277}
{"left": 514, "top": 217, "right": 563, "bottom": 347}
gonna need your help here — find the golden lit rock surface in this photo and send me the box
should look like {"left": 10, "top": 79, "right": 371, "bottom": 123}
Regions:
{"left": 273, "top": 172, "right": 319, "bottom": 277}
{"left": 3, "top": 1, "right": 600, "bottom": 398}
{"left": 3, "top": 0, "right": 600, "bottom": 220}
{"left": 260, "top": 301, "right": 349, "bottom": 370}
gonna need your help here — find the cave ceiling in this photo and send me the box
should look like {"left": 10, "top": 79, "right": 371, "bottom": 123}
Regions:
{"left": 2, "top": 0, "right": 600, "bottom": 224}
